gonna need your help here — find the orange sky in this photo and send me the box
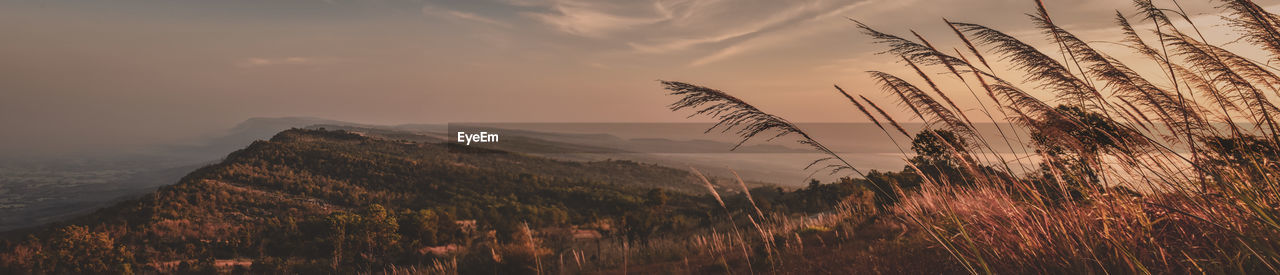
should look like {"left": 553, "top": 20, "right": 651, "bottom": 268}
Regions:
{"left": 1, "top": 0, "right": 1277, "bottom": 156}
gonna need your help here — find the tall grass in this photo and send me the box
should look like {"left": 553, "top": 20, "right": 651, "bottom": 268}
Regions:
{"left": 661, "top": 0, "right": 1280, "bottom": 273}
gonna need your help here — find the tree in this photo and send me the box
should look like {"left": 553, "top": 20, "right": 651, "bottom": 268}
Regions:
{"left": 1031, "top": 105, "right": 1130, "bottom": 193}
{"left": 909, "top": 129, "right": 973, "bottom": 185}
{"left": 398, "top": 209, "right": 456, "bottom": 247}
{"left": 44, "top": 225, "right": 133, "bottom": 274}
{"left": 644, "top": 189, "right": 669, "bottom": 208}
{"left": 325, "top": 204, "right": 400, "bottom": 271}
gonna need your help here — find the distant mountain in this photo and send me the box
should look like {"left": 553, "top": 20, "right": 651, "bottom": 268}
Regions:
{"left": 160, "top": 117, "right": 367, "bottom": 162}
{"left": 444, "top": 127, "right": 809, "bottom": 154}
{"left": 624, "top": 138, "right": 808, "bottom": 153}
{"left": 306, "top": 123, "right": 821, "bottom": 185}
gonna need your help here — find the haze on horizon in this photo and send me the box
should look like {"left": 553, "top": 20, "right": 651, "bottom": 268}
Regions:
{"left": 2, "top": 0, "right": 1276, "bottom": 157}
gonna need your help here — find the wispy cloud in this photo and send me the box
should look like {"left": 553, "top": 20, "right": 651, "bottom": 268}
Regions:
{"left": 422, "top": 4, "right": 512, "bottom": 28}
{"left": 523, "top": 0, "right": 676, "bottom": 38}
{"left": 626, "top": 1, "right": 816, "bottom": 54}
{"left": 236, "top": 57, "right": 331, "bottom": 68}
{"left": 688, "top": 0, "right": 876, "bottom": 66}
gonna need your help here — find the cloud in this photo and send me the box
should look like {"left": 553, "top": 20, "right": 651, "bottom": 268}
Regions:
{"left": 413, "top": 0, "right": 1267, "bottom": 69}
{"left": 525, "top": 0, "right": 673, "bottom": 37}
{"left": 467, "top": 0, "right": 874, "bottom": 62}
{"left": 688, "top": 0, "right": 876, "bottom": 66}
{"left": 678, "top": 0, "right": 1170, "bottom": 66}
{"left": 678, "top": 0, "right": 1233, "bottom": 67}
{"left": 450, "top": 10, "right": 512, "bottom": 28}
{"left": 422, "top": 3, "right": 512, "bottom": 28}
{"left": 236, "top": 57, "right": 329, "bottom": 68}
{"left": 626, "top": 1, "right": 816, "bottom": 54}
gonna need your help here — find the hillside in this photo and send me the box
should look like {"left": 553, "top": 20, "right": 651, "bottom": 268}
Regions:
{"left": 0, "top": 128, "right": 737, "bottom": 273}
{"left": 0, "top": 128, "right": 1019, "bottom": 274}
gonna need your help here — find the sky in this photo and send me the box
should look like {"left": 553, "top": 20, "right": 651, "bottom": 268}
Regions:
{"left": 1, "top": 0, "right": 1277, "bottom": 156}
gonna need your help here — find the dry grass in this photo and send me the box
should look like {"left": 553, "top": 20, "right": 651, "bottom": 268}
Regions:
{"left": 658, "top": 0, "right": 1280, "bottom": 273}
{"left": 364, "top": 1, "right": 1280, "bottom": 273}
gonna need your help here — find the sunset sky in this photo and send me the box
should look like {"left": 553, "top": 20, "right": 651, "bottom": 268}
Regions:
{"left": 2, "top": 0, "right": 1276, "bottom": 156}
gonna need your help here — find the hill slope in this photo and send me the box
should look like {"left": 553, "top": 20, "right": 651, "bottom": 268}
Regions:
{"left": 0, "top": 128, "right": 726, "bottom": 273}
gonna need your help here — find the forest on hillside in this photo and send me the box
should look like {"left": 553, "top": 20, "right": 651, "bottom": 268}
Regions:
{"left": 0, "top": 128, "right": 905, "bottom": 274}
